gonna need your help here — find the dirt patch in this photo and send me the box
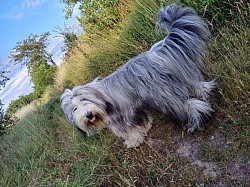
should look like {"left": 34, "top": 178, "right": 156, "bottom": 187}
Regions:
{"left": 147, "top": 138, "right": 169, "bottom": 153}
{"left": 227, "top": 155, "right": 250, "bottom": 181}
{"left": 207, "top": 131, "right": 230, "bottom": 150}
{"left": 177, "top": 141, "right": 219, "bottom": 178}
{"left": 145, "top": 121, "right": 250, "bottom": 186}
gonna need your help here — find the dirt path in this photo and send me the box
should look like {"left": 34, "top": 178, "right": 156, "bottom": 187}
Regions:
{"left": 145, "top": 116, "right": 250, "bottom": 186}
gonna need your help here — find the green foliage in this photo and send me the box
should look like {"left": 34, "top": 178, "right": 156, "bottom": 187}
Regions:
{"left": 62, "top": 0, "right": 82, "bottom": 19}
{"left": 6, "top": 93, "right": 38, "bottom": 115}
{"left": 78, "top": 0, "right": 122, "bottom": 31}
{"left": 63, "top": 0, "right": 123, "bottom": 33}
{"left": 9, "top": 32, "right": 57, "bottom": 101}
{"left": 0, "top": 71, "right": 9, "bottom": 133}
{"left": 9, "top": 32, "right": 55, "bottom": 72}
{"left": 0, "top": 102, "right": 15, "bottom": 135}
{"left": 62, "top": 31, "right": 78, "bottom": 52}
{"left": 5, "top": 62, "right": 57, "bottom": 117}
{"left": 0, "top": 70, "right": 9, "bottom": 87}
{"left": 31, "top": 61, "right": 57, "bottom": 97}
{"left": 181, "top": 0, "right": 249, "bottom": 28}
{"left": 59, "top": 29, "right": 80, "bottom": 59}
{"left": 5, "top": 60, "right": 56, "bottom": 116}
{"left": 1, "top": 0, "right": 250, "bottom": 185}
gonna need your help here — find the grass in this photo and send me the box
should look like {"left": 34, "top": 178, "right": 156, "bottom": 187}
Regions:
{"left": 0, "top": 102, "right": 212, "bottom": 186}
{"left": 1, "top": 0, "right": 250, "bottom": 186}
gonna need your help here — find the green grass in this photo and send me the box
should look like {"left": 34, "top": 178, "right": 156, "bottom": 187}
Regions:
{"left": 0, "top": 99, "right": 117, "bottom": 186}
{"left": 0, "top": 106, "right": 56, "bottom": 186}
{"left": 1, "top": 0, "right": 250, "bottom": 186}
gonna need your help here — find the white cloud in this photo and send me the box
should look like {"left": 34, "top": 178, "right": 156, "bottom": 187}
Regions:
{"left": 0, "top": 64, "right": 33, "bottom": 110}
{"left": 0, "top": 11, "right": 24, "bottom": 20}
{"left": 23, "top": 0, "right": 47, "bottom": 9}
{"left": 12, "top": 11, "right": 25, "bottom": 20}
{"left": 0, "top": 0, "right": 48, "bottom": 21}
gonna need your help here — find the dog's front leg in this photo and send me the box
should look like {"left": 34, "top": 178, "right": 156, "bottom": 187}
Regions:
{"left": 123, "top": 128, "right": 147, "bottom": 148}
{"left": 108, "top": 116, "right": 152, "bottom": 148}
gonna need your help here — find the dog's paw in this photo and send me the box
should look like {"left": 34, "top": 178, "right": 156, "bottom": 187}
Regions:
{"left": 187, "top": 126, "right": 195, "bottom": 133}
{"left": 187, "top": 125, "right": 204, "bottom": 133}
{"left": 123, "top": 136, "right": 144, "bottom": 148}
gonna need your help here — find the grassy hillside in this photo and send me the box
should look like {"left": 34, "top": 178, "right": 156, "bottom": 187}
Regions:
{"left": 1, "top": 0, "right": 249, "bottom": 186}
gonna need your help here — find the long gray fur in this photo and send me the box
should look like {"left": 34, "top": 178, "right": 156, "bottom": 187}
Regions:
{"left": 61, "top": 4, "right": 216, "bottom": 148}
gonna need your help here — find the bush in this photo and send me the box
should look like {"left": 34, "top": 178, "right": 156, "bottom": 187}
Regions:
{"left": 31, "top": 62, "right": 57, "bottom": 97}
{"left": 63, "top": 0, "right": 125, "bottom": 33}
{"left": 79, "top": 0, "right": 122, "bottom": 31}
{"left": 6, "top": 93, "right": 38, "bottom": 115}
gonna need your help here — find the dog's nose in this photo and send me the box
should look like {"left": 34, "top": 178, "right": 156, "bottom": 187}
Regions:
{"left": 86, "top": 111, "right": 93, "bottom": 119}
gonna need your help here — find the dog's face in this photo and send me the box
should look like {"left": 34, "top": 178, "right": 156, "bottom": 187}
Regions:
{"left": 60, "top": 85, "right": 108, "bottom": 136}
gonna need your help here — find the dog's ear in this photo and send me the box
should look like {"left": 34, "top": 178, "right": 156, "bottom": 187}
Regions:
{"left": 105, "top": 101, "right": 114, "bottom": 115}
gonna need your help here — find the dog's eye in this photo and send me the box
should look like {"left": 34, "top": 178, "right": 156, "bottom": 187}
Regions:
{"left": 73, "top": 108, "right": 77, "bottom": 112}
{"left": 81, "top": 98, "right": 86, "bottom": 101}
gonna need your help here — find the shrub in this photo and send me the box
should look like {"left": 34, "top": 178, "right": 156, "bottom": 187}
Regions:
{"left": 31, "top": 62, "right": 57, "bottom": 97}
{"left": 6, "top": 93, "right": 38, "bottom": 115}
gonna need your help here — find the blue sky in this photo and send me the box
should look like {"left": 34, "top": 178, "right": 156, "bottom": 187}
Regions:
{"left": 0, "top": 0, "right": 80, "bottom": 109}
{"left": 0, "top": 0, "right": 66, "bottom": 57}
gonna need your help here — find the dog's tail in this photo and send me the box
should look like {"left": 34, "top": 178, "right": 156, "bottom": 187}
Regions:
{"left": 157, "top": 4, "right": 211, "bottom": 67}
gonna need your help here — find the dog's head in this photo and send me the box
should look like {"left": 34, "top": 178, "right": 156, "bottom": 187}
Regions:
{"left": 60, "top": 82, "right": 112, "bottom": 136}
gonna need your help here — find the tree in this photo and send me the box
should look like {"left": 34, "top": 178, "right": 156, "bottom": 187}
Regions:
{"left": 61, "top": 31, "right": 78, "bottom": 52}
{"left": 56, "top": 26, "right": 79, "bottom": 57}
{"left": 62, "top": 0, "right": 122, "bottom": 32}
{"left": 31, "top": 60, "right": 57, "bottom": 97}
{"left": 0, "top": 70, "right": 9, "bottom": 86}
{"left": 0, "top": 71, "right": 9, "bottom": 134}
{"left": 9, "top": 32, "right": 56, "bottom": 73}
{"left": 9, "top": 32, "right": 57, "bottom": 97}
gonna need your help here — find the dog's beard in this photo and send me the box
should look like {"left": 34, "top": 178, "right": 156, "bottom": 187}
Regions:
{"left": 72, "top": 103, "right": 105, "bottom": 136}
{"left": 61, "top": 89, "right": 107, "bottom": 137}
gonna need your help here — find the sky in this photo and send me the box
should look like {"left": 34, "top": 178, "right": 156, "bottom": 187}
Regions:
{"left": 0, "top": 0, "right": 79, "bottom": 110}
{"left": 0, "top": 0, "right": 66, "bottom": 56}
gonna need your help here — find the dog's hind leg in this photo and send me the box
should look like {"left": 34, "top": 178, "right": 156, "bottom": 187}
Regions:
{"left": 184, "top": 99, "right": 214, "bottom": 133}
{"left": 194, "top": 80, "right": 217, "bottom": 101}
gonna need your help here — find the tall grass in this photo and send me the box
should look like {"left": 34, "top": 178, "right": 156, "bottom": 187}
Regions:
{"left": 1, "top": 0, "right": 250, "bottom": 186}
{"left": 0, "top": 99, "right": 117, "bottom": 186}
{"left": 0, "top": 106, "right": 56, "bottom": 186}
{"left": 53, "top": 0, "right": 172, "bottom": 92}
{"left": 0, "top": 99, "right": 212, "bottom": 186}
{"left": 210, "top": 21, "right": 250, "bottom": 161}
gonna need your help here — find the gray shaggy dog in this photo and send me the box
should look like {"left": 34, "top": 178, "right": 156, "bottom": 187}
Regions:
{"left": 61, "top": 4, "right": 216, "bottom": 148}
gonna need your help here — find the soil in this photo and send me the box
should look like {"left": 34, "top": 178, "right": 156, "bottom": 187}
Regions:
{"left": 144, "top": 115, "right": 250, "bottom": 186}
